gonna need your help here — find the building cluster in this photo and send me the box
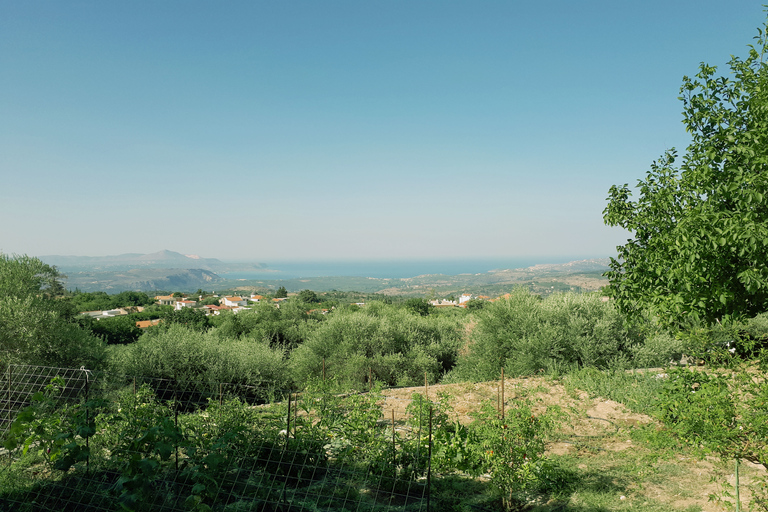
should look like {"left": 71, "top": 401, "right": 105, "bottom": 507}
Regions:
{"left": 152, "top": 294, "right": 289, "bottom": 316}
{"left": 429, "top": 292, "right": 498, "bottom": 308}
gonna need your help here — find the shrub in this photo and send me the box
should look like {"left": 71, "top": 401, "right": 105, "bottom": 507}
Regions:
{"left": 289, "top": 303, "right": 462, "bottom": 388}
{"left": 114, "top": 324, "right": 289, "bottom": 396}
{"left": 450, "top": 289, "right": 638, "bottom": 381}
{"left": 630, "top": 332, "right": 685, "bottom": 368}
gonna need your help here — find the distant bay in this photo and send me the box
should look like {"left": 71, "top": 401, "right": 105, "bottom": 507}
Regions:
{"left": 219, "top": 257, "right": 595, "bottom": 281}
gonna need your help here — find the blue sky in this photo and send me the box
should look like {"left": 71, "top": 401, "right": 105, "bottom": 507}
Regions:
{"left": 1, "top": 1, "right": 765, "bottom": 262}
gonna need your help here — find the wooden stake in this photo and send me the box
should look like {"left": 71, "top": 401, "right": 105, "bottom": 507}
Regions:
{"left": 285, "top": 393, "right": 292, "bottom": 447}
{"left": 501, "top": 367, "right": 505, "bottom": 420}
{"left": 392, "top": 409, "right": 396, "bottom": 468}
{"left": 427, "top": 405, "right": 433, "bottom": 512}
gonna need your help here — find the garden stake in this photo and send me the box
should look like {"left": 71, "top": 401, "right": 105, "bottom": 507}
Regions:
{"left": 427, "top": 405, "right": 433, "bottom": 512}
{"left": 293, "top": 392, "right": 298, "bottom": 438}
{"left": 322, "top": 358, "right": 326, "bottom": 381}
{"left": 174, "top": 397, "right": 179, "bottom": 471}
{"left": 736, "top": 458, "right": 741, "bottom": 512}
{"left": 133, "top": 376, "right": 136, "bottom": 395}
{"left": 392, "top": 409, "right": 396, "bottom": 468}
{"left": 286, "top": 392, "right": 292, "bottom": 448}
{"left": 6, "top": 369, "right": 10, "bottom": 464}
{"left": 501, "top": 367, "right": 505, "bottom": 420}
{"left": 369, "top": 367, "right": 373, "bottom": 391}
{"left": 7, "top": 369, "right": 11, "bottom": 424}
{"left": 84, "top": 374, "right": 90, "bottom": 476}
{"left": 417, "top": 398, "right": 422, "bottom": 470}
{"left": 424, "top": 372, "right": 428, "bottom": 401}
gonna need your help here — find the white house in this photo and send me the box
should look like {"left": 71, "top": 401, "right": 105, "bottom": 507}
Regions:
{"left": 459, "top": 293, "right": 473, "bottom": 305}
{"left": 221, "top": 296, "right": 248, "bottom": 307}
{"left": 175, "top": 300, "right": 197, "bottom": 310}
{"left": 155, "top": 295, "right": 176, "bottom": 306}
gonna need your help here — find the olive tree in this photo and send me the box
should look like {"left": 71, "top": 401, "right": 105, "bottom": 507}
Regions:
{"left": 0, "top": 254, "right": 105, "bottom": 368}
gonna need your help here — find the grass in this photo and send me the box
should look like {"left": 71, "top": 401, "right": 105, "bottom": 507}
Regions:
{"left": 561, "top": 367, "right": 666, "bottom": 416}
{"left": 3, "top": 367, "right": 766, "bottom": 512}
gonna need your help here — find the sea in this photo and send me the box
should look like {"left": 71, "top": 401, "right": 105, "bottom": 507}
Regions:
{"left": 219, "top": 256, "right": 594, "bottom": 281}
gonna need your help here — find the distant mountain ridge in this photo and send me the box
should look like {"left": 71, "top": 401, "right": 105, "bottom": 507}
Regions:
{"left": 40, "top": 250, "right": 264, "bottom": 273}
{"left": 37, "top": 252, "right": 610, "bottom": 294}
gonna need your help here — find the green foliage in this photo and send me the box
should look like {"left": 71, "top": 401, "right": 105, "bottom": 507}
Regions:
{"left": 630, "top": 332, "right": 685, "bottom": 368}
{"left": 296, "top": 289, "right": 319, "bottom": 303}
{"left": 656, "top": 366, "right": 768, "bottom": 471}
{"left": 403, "top": 392, "right": 473, "bottom": 476}
{"left": 3, "top": 376, "right": 108, "bottom": 474}
{"left": 295, "top": 382, "right": 390, "bottom": 468}
{"left": 451, "top": 289, "right": 637, "bottom": 381}
{"left": 564, "top": 367, "right": 666, "bottom": 416}
{"left": 466, "top": 398, "right": 563, "bottom": 510}
{"left": 604, "top": 19, "right": 768, "bottom": 326}
{"left": 198, "top": 296, "right": 220, "bottom": 306}
{"left": 86, "top": 314, "right": 144, "bottom": 345}
{"left": 161, "top": 307, "right": 211, "bottom": 332}
{"left": 0, "top": 253, "right": 106, "bottom": 369}
{"left": 114, "top": 323, "right": 289, "bottom": 392}
{"left": 404, "top": 298, "right": 434, "bottom": 316}
{"left": 274, "top": 286, "right": 288, "bottom": 298}
{"left": 464, "top": 298, "right": 487, "bottom": 311}
{"left": 212, "top": 300, "right": 315, "bottom": 349}
{"left": 289, "top": 302, "right": 463, "bottom": 388}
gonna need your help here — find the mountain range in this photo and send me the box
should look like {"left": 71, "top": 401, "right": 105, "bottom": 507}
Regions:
{"left": 41, "top": 250, "right": 265, "bottom": 273}
{"left": 38, "top": 251, "right": 610, "bottom": 295}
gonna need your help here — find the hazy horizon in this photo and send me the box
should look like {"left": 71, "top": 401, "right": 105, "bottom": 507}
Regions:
{"left": 2, "top": 2, "right": 764, "bottom": 261}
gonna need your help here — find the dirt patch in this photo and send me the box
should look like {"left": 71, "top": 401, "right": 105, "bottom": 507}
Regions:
{"left": 380, "top": 376, "right": 766, "bottom": 511}
{"left": 381, "top": 377, "right": 651, "bottom": 435}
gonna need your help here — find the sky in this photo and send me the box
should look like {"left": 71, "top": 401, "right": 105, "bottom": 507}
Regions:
{"left": 1, "top": 1, "right": 765, "bottom": 263}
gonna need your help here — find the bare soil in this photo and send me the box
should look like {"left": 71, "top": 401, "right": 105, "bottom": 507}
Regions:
{"left": 380, "top": 377, "right": 767, "bottom": 511}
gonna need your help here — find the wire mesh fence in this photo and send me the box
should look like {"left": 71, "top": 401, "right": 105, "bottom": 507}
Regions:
{"left": 0, "top": 365, "right": 441, "bottom": 512}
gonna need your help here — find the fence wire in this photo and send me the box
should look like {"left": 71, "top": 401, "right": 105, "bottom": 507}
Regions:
{"left": 0, "top": 366, "right": 438, "bottom": 512}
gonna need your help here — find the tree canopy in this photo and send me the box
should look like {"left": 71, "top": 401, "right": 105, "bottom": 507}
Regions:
{"left": 604, "top": 20, "right": 768, "bottom": 326}
{"left": 0, "top": 254, "right": 105, "bottom": 368}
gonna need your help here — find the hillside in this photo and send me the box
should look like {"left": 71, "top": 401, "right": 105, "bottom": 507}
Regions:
{"left": 224, "top": 258, "right": 610, "bottom": 297}
{"left": 43, "top": 251, "right": 609, "bottom": 294}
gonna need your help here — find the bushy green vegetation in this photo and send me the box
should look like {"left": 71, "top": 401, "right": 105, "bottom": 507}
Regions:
{"left": 0, "top": 254, "right": 105, "bottom": 369}
{"left": 66, "top": 290, "right": 156, "bottom": 313}
{"left": 447, "top": 289, "right": 650, "bottom": 382}
{"left": 110, "top": 323, "right": 290, "bottom": 396}
{"left": 290, "top": 301, "right": 463, "bottom": 388}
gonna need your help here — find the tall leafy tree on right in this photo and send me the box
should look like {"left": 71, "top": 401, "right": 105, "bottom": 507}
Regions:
{"left": 604, "top": 18, "right": 768, "bottom": 327}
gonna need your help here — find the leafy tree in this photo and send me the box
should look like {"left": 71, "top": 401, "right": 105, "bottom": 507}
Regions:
{"left": 465, "top": 298, "right": 487, "bottom": 311}
{"left": 199, "top": 296, "right": 220, "bottom": 306}
{"left": 161, "top": 307, "right": 210, "bottom": 332}
{"left": 274, "top": 286, "right": 288, "bottom": 298}
{"left": 404, "top": 298, "right": 433, "bottom": 317}
{"left": 112, "top": 291, "right": 154, "bottom": 307}
{"left": 0, "top": 254, "right": 105, "bottom": 368}
{"left": 604, "top": 20, "right": 768, "bottom": 326}
{"left": 289, "top": 302, "right": 463, "bottom": 388}
{"left": 86, "top": 315, "right": 143, "bottom": 345}
{"left": 296, "top": 289, "right": 319, "bottom": 303}
{"left": 449, "top": 289, "right": 636, "bottom": 381}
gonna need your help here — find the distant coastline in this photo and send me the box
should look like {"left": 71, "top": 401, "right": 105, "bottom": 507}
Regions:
{"left": 219, "top": 257, "right": 599, "bottom": 281}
